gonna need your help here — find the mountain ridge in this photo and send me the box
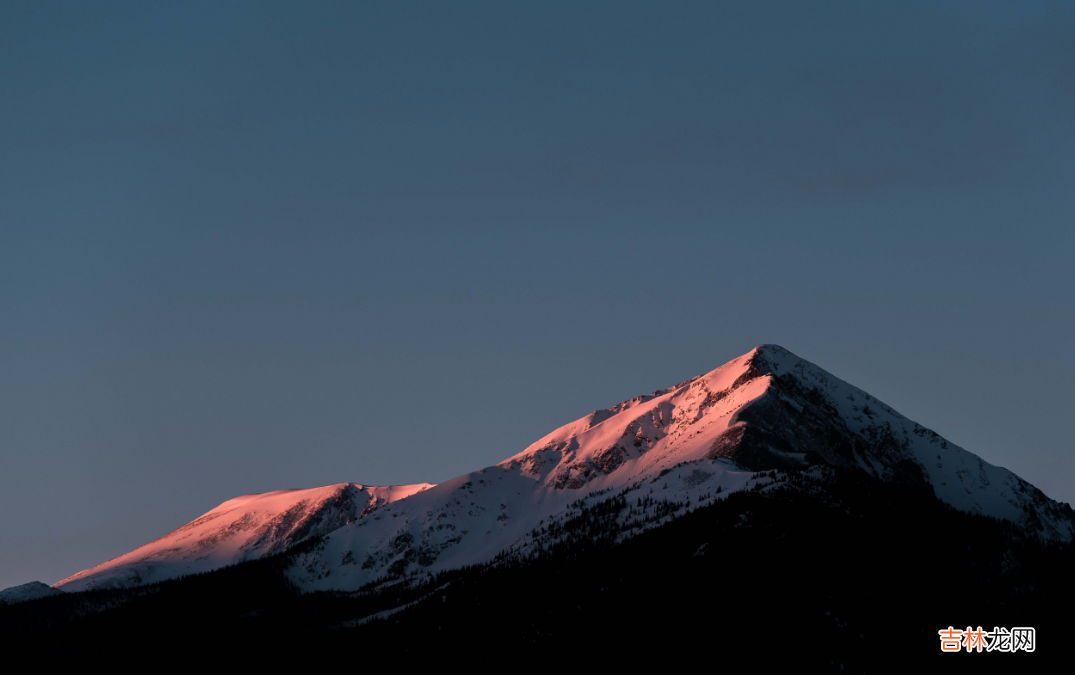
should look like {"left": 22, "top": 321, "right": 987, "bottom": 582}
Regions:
{"left": 55, "top": 482, "right": 433, "bottom": 591}
{"left": 48, "top": 344, "right": 1075, "bottom": 595}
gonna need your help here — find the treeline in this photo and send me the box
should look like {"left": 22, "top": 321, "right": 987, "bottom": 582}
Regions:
{"left": 3, "top": 468, "right": 1073, "bottom": 670}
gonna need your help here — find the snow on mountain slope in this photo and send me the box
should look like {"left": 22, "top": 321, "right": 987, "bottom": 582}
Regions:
{"left": 707, "top": 346, "right": 1075, "bottom": 539}
{"left": 0, "top": 581, "right": 65, "bottom": 605}
{"left": 497, "top": 344, "right": 1074, "bottom": 538}
{"left": 55, "top": 345, "right": 1075, "bottom": 594}
{"left": 55, "top": 482, "right": 433, "bottom": 592}
{"left": 288, "top": 458, "right": 762, "bottom": 591}
{"left": 286, "top": 345, "right": 1074, "bottom": 592}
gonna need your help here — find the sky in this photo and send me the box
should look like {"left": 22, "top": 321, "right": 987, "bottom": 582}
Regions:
{"left": 1, "top": 0, "right": 1073, "bottom": 590}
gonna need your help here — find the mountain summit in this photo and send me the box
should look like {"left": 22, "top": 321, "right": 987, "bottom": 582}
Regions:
{"left": 52, "top": 345, "right": 1074, "bottom": 593}
{"left": 494, "top": 344, "right": 1071, "bottom": 536}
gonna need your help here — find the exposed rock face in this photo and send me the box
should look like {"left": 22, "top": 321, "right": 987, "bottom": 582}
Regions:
{"left": 706, "top": 350, "right": 934, "bottom": 495}
{"left": 703, "top": 346, "right": 1072, "bottom": 538}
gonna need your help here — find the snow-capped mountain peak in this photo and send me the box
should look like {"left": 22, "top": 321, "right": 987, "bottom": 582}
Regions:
{"left": 53, "top": 345, "right": 1075, "bottom": 594}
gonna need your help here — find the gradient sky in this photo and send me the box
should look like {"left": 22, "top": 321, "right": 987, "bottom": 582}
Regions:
{"left": 2, "top": 1, "right": 1073, "bottom": 590}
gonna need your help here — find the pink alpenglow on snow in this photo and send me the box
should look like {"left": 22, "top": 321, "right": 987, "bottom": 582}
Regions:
{"left": 55, "top": 482, "right": 433, "bottom": 592}
{"left": 56, "top": 345, "right": 1075, "bottom": 594}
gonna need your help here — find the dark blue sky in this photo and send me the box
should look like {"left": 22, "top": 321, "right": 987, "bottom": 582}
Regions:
{"left": 2, "top": 1, "right": 1073, "bottom": 589}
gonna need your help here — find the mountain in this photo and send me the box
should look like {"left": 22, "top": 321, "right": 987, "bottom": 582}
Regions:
{"left": 55, "top": 482, "right": 432, "bottom": 592}
{"left": 53, "top": 345, "right": 1075, "bottom": 594}
{"left": 9, "top": 465, "right": 1074, "bottom": 669}
{"left": 0, "top": 581, "right": 64, "bottom": 606}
